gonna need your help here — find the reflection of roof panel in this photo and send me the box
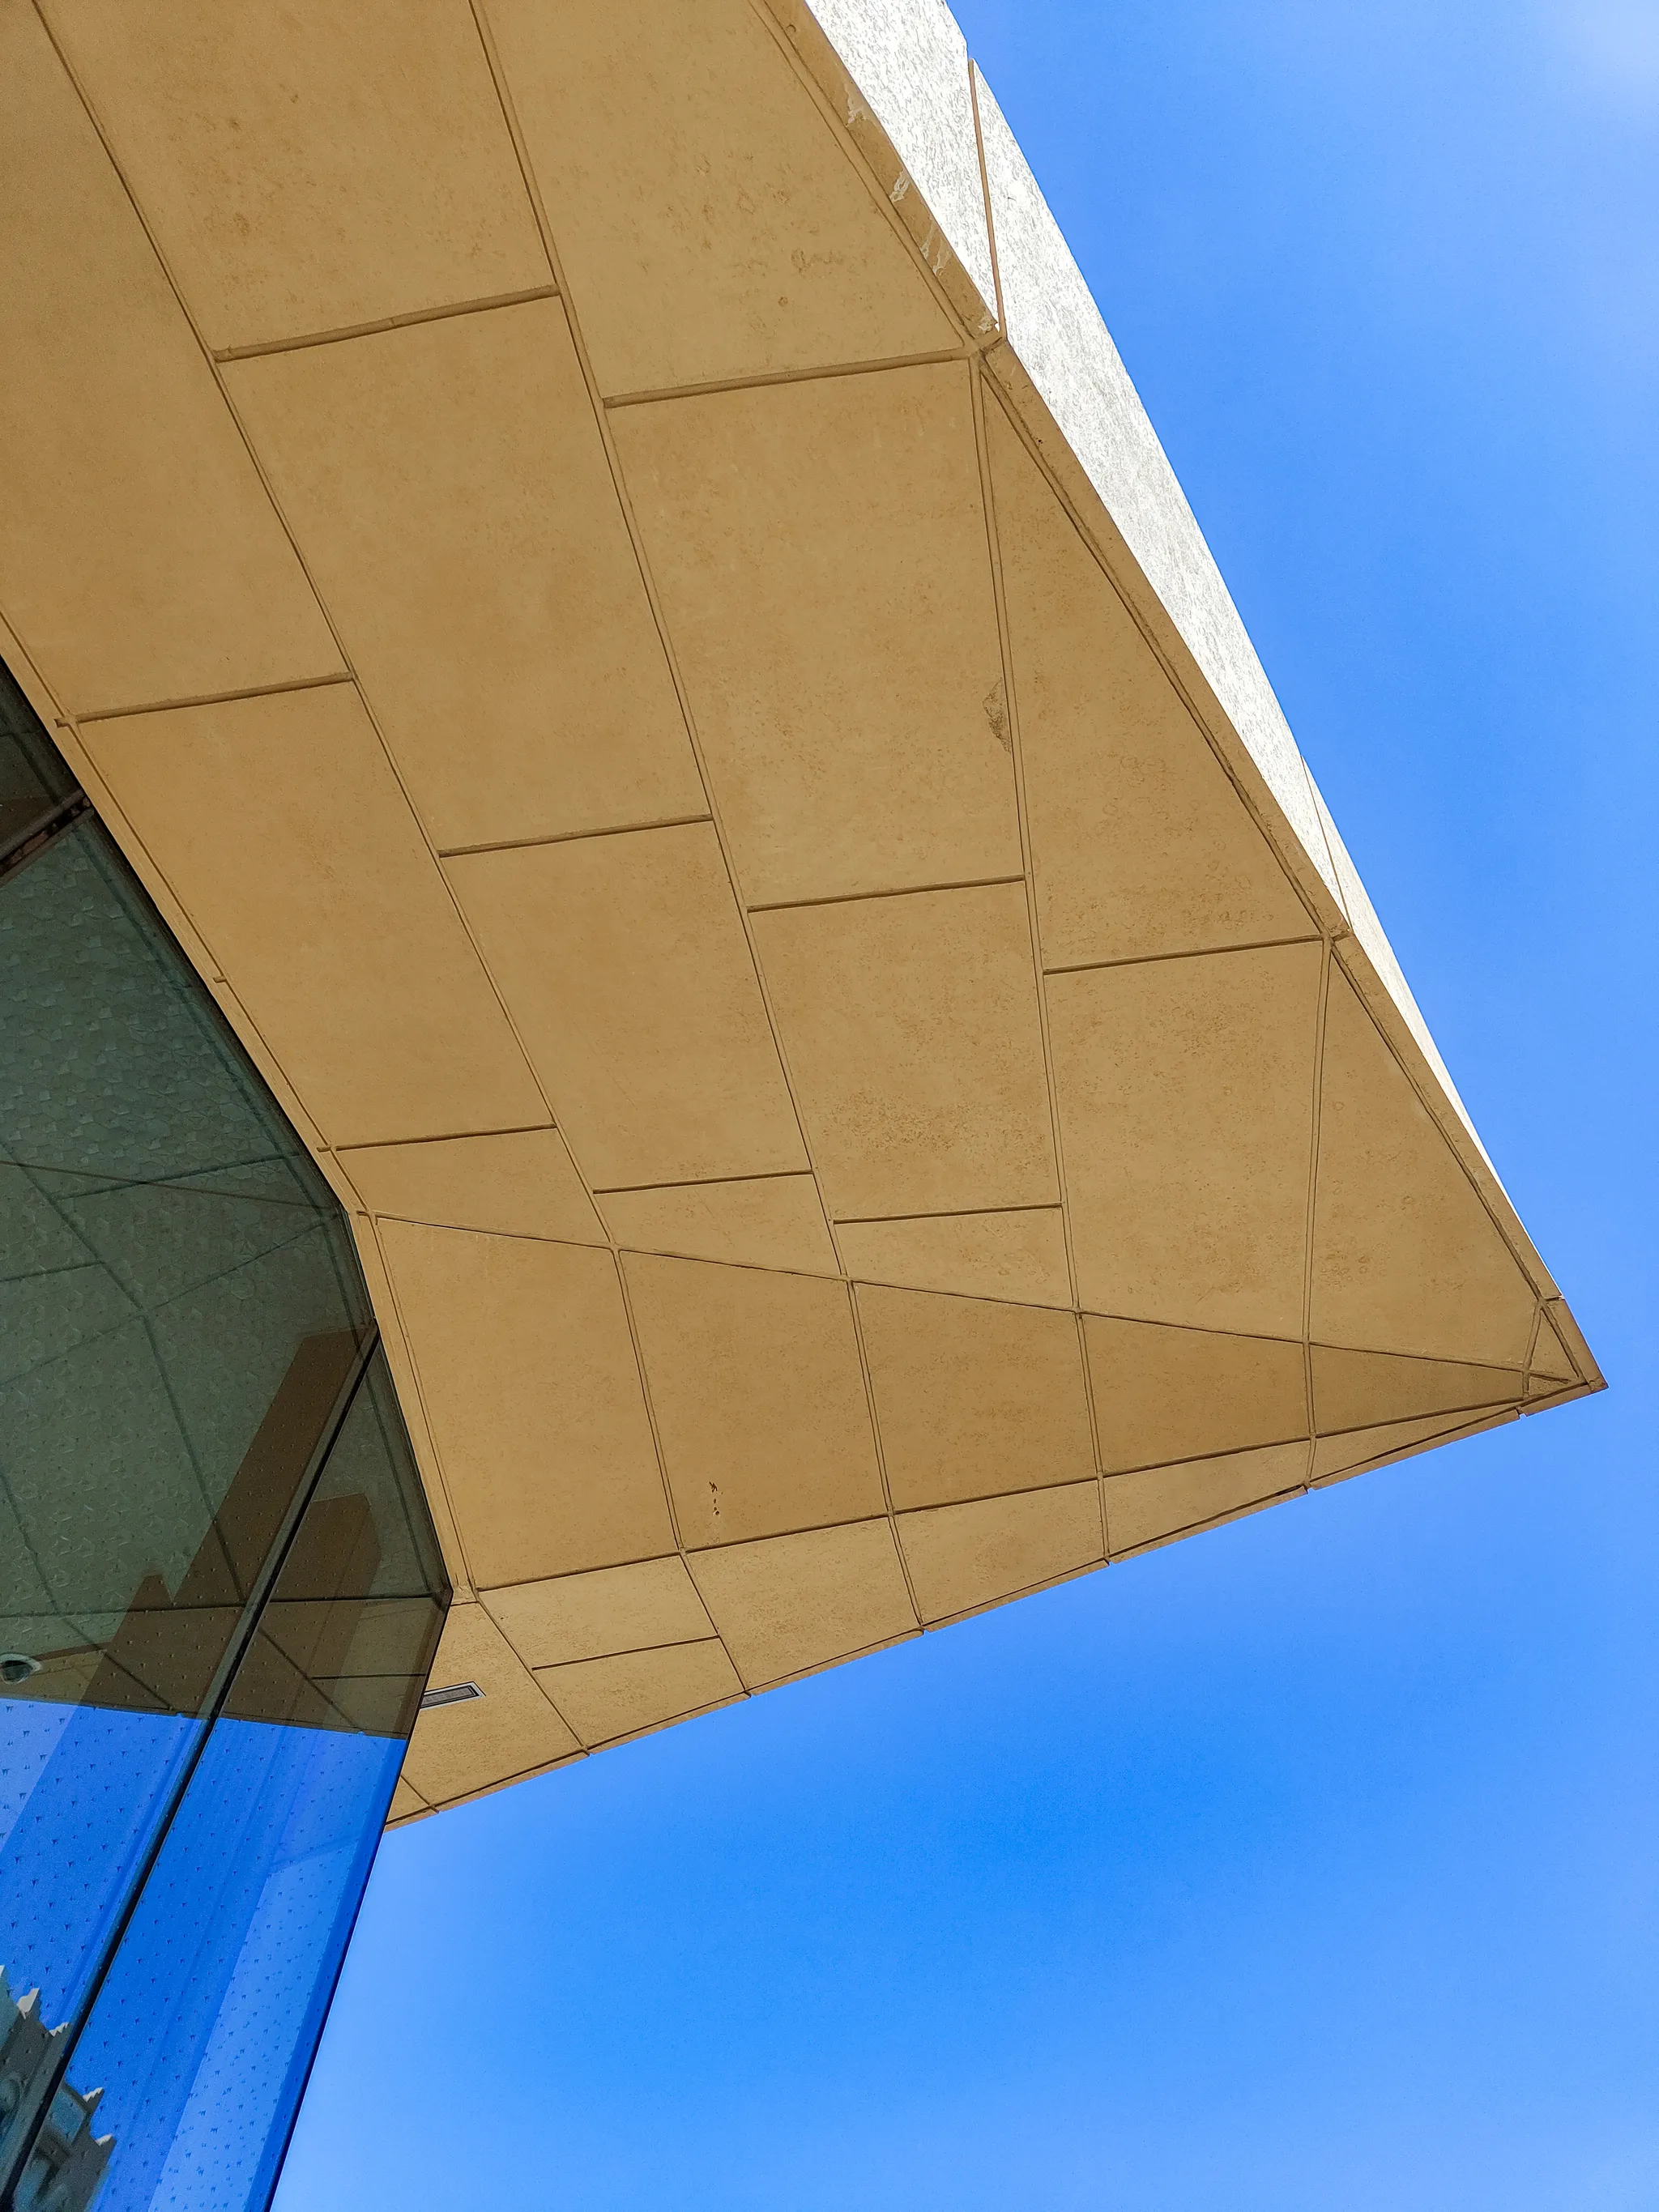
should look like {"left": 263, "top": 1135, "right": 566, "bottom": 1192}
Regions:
{"left": 0, "top": 0, "right": 1598, "bottom": 1825}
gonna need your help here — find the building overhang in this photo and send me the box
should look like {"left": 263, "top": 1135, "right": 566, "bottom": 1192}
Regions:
{"left": 0, "top": 0, "right": 1599, "bottom": 1822}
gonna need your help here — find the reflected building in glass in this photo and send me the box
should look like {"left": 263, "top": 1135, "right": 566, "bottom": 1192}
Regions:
{"left": 0, "top": 671, "right": 450, "bottom": 2210}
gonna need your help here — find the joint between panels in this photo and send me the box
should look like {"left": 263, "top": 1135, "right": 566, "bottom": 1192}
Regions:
{"left": 467, "top": 0, "right": 841, "bottom": 1281}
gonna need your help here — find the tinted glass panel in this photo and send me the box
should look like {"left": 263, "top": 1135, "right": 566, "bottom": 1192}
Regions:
{"left": 0, "top": 677, "right": 448, "bottom": 2212}
{"left": 0, "top": 816, "right": 375, "bottom": 2058}
{"left": 54, "top": 1354, "right": 443, "bottom": 2212}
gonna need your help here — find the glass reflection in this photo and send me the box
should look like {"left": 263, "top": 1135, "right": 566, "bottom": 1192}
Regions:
{"left": 0, "top": 671, "right": 447, "bottom": 2211}
{"left": 58, "top": 1353, "right": 445, "bottom": 2212}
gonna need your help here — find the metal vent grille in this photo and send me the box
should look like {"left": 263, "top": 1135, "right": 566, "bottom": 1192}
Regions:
{"left": 418, "top": 1680, "right": 483, "bottom": 1711}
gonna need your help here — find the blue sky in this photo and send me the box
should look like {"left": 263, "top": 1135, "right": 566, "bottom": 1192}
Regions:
{"left": 278, "top": 5, "right": 1656, "bottom": 2205}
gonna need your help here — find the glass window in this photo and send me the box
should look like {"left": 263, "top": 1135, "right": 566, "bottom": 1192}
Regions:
{"left": 55, "top": 1352, "right": 446, "bottom": 2212}
{"left": 0, "top": 669, "right": 448, "bottom": 2212}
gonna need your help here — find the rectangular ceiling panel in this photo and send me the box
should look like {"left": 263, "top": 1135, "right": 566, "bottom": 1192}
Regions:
{"left": 41, "top": 0, "right": 548, "bottom": 348}
{"left": 447, "top": 822, "right": 807, "bottom": 1189}
{"left": 81, "top": 685, "right": 545, "bottom": 1145}
{"left": 0, "top": 6, "right": 341, "bottom": 714}
{"left": 226, "top": 300, "right": 704, "bottom": 851}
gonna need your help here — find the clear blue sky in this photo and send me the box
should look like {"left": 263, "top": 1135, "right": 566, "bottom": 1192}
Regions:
{"left": 278, "top": 5, "right": 1656, "bottom": 2205}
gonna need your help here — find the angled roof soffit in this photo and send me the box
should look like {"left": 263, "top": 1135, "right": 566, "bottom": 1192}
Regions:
{"left": 0, "top": 0, "right": 1599, "bottom": 1826}
{"left": 774, "top": 0, "right": 1507, "bottom": 1193}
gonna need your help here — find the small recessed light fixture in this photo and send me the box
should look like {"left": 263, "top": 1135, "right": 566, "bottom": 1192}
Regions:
{"left": 419, "top": 1680, "right": 483, "bottom": 1711}
{"left": 0, "top": 1654, "right": 41, "bottom": 1686}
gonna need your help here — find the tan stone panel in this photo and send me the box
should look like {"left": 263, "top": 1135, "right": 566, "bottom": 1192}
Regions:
{"left": 226, "top": 303, "right": 704, "bottom": 850}
{"left": 1529, "top": 1311, "right": 1576, "bottom": 1382}
{"left": 488, "top": 0, "right": 957, "bottom": 394}
{"left": 43, "top": 0, "right": 548, "bottom": 350}
{"left": 1542, "top": 1298, "right": 1597, "bottom": 1385}
{"left": 1104, "top": 1442, "right": 1307, "bottom": 1556}
{"left": 1313, "top": 968, "right": 1538, "bottom": 1366}
{"left": 898, "top": 1481, "right": 1102, "bottom": 1624}
{"left": 448, "top": 823, "right": 805, "bottom": 1188}
{"left": 1311, "top": 1345, "right": 1523, "bottom": 1435}
{"left": 1085, "top": 1315, "right": 1308, "bottom": 1475}
{"left": 82, "top": 688, "right": 544, "bottom": 1145}
{"left": 1311, "top": 1409, "right": 1516, "bottom": 1487}
{"left": 624, "top": 1254, "right": 883, "bottom": 1546}
{"left": 380, "top": 1222, "right": 674, "bottom": 1584}
{"left": 754, "top": 883, "right": 1056, "bottom": 1221}
{"left": 601, "top": 1174, "right": 838, "bottom": 1276}
{"left": 535, "top": 1641, "right": 743, "bottom": 1746}
{"left": 485, "top": 1557, "right": 712, "bottom": 1670}
{"left": 615, "top": 365, "right": 1017, "bottom": 905}
{"left": 835, "top": 1208, "right": 1071, "bottom": 1308}
{"left": 386, "top": 1776, "right": 430, "bottom": 1826}
{"left": 987, "top": 405, "right": 1312, "bottom": 967}
{"left": 857, "top": 1285, "right": 1094, "bottom": 1509}
{"left": 0, "top": 8, "right": 342, "bottom": 713}
{"left": 689, "top": 1519, "right": 915, "bottom": 1687}
{"left": 340, "top": 1129, "right": 604, "bottom": 1247}
{"left": 1051, "top": 943, "right": 1321, "bottom": 1336}
{"left": 399, "top": 1602, "right": 581, "bottom": 1807}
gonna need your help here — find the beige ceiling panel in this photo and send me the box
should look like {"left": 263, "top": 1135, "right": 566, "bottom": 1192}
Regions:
{"left": 0, "top": 7, "right": 341, "bottom": 714}
{"left": 339, "top": 1129, "right": 605, "bottom": 1247}
{"left": 1313, "top": 966, "right": 1538, "bottom": 1366}
{"left": 487, "top": 0, "right": 957, "bottom": 394}
{"left": 856, "top": 1285, "right": 1094, "bottom": 1510}
{"left": 1529, "top": 1311, "right": 1577, "bottom": 1383}
{"left": 1051, "top": 942, "right": 1322, "bottom": 1336}
{"left": 399, "top": 1602, "right": 581, "bottom": 1809}
{"left": 380, "top": 1222, "right": 673, "bottom": 1585}
{"left": 689, "top": 1519, "right": 916, "bottom": 1687}
{"left": 1085, "top": 1315, "right": 1308, "bottom": 1475}
{"left": 986, "top": 404, "right": 1314, "bottom": 967}
{"left": 898, "top": 1481, "right": 1102, "bottom": 1624}
{"left": 1542, "top": 1299, "right": 1593, "bottom": 1382}
{"left": 386, "top": 1777, "right": 430, "bottom": 1827}
{"left": 81, "top": 688, "right": 543, "bottom": 1145}
{"left": 448, "top": 824, "right": 805, "bottom": 1188}
{"left": 778, "top": 0, "right": 998, "bottom": 322}
{"left": 485, "top": 1558, "right": 712, "bottom": 1670}
{"left": 535, "top": 1640, "right": 744, "bottom": 1748}
{"left": 1104, "top": 1442, "right": 1308, "bottom": 1557}
{"left": 1310, "top": 1409, "right": 1510, "bottom": 1487}
{"left": 615, "top": 365, "right": 1017, "bottom": 905}
{"left": 600, "top": 1174, "right": 838, "bottom": 1276}
{"left": 753, "top": 883, "right": 1056, "bottom": 1221}
{"left": 42, "top": 0, "right": 547, "bottom": 351}
{"left": 225, "top": 302, "right": 704, "bottom": 850}
{"left": 835, "top": 1208, "right": 1071, "bottom": 1308}
{"left": 973, "top": 69, "right": 1341, "bottom": 920}
{"left": 1311, "top": 1345, "right": 1523, "bottom": 1435}
{"left": 623, "top": 1254, "right": 883, "bottom": 1546}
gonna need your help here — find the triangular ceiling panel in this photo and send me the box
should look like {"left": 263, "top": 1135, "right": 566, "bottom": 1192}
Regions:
{"left": 1311, "top": 965, "right": 1540, "bottom": 1368}
{"left": 1529, "top": 1308, "right": 1579, "bottom": 1383}
{"left": 1310, "top": 1344, "right": 1525, "bottom": 1434}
